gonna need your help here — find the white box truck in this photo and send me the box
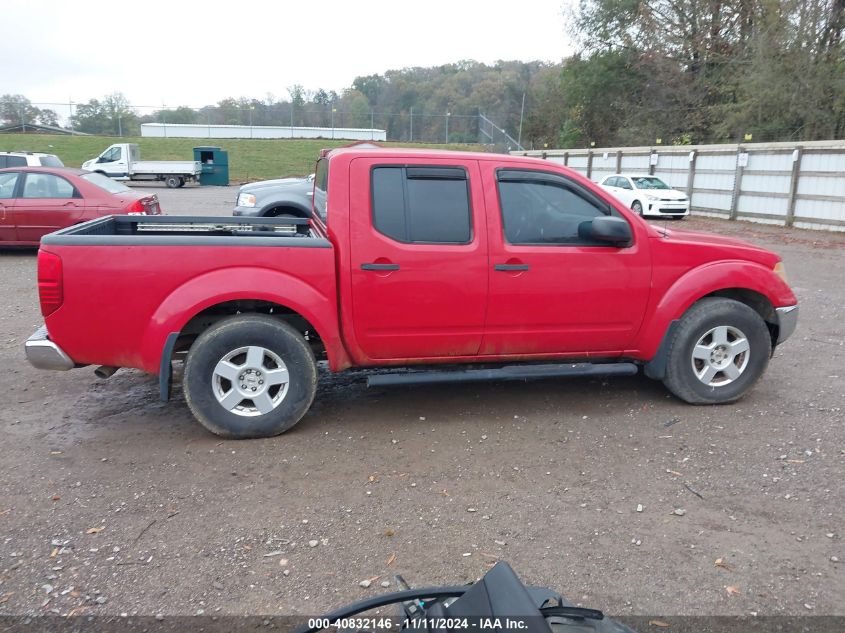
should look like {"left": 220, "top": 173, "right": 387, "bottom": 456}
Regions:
{"left": 82, "top": 143, "right": 202, "bottom": 188}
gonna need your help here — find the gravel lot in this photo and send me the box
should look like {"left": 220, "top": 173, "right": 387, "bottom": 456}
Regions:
{"left": 1, "top": 184, "right": 843, "bottom": 620}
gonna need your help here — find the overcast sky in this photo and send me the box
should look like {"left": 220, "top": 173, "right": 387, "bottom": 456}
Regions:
{"left": 2, "top": 0, "right": 575, "bottom": 112}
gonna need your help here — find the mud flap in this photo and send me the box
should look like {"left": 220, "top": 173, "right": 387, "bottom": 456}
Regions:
{"left": 158, "top": 332, "right": 180, "bottom": 401}
{"left": 643, "top": 320, "right": 679, "bottom": 380}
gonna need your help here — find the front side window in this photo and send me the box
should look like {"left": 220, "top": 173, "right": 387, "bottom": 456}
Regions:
{"left": 618, "top": 178, "right": 633, "bottom": 190}
{"left": 371, "top": 166, "right": 471, "bottom": 244}
{"left": 0, "top": 172, "right": 19, "bottom": 199}
{"left": 101, "top": 146, "right": 122, "bottom": 162}
{"left": 497, "top": 170, "right": 610, "bottom": 245}
{"left": 22, "top": 173, "right": 77, "bottom": 199}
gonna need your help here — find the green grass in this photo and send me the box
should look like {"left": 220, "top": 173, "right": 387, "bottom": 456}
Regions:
{"left": 0, "top": 134, "right": 487, "bottom": 183}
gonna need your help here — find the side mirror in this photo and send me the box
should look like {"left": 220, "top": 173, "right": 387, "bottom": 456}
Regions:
{"left": 579, "top": 216, "right": 632, "bottom": 246}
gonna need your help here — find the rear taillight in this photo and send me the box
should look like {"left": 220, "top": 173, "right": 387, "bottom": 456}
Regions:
{"left": 128, "top": 199, "right": 145, "bottom": 214}
{"left": 38, "top": 250, "right": 63, "bottom": 317}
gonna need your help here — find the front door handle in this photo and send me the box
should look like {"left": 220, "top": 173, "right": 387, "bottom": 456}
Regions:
{"left": 361, "top": 263, "right": 400, "bottom": 271}
{"left": 494, "top": 263, "right": 530, "bottom": 272}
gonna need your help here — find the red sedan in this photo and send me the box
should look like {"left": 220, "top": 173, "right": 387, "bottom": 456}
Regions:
{"left": 0, "top": 167, "right": 162, "bottom": 246}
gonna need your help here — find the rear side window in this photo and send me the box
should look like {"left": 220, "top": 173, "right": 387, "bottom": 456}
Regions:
{"left": 371, "top": 166, "right": 471, "bottom": 244}
{"left": 22, "top": 173, "right": 78, "bottom": 199}
{"left": 3, "top": 155, "right": 27, "bottom": 168}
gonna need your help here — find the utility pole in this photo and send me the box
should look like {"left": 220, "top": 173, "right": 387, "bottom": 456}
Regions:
{"left": 249, "top": 104, "right": 255, "bottom": 138}
{"left": 331, "top": 107, "right": 336, "bottom": 139}
{"left": 518, "top": 92, "right": 525, "bottom": 148}
{"left": 371, "top": 110, "right": 374, "bottom": 140}
{"left": 68, "top": 98, "right": 74, "bottom": 134}
{"left": 118, "top": 112, "right": 122, "bottom": 137}
{"left": 409, "top": 107, "right": 413, "bottom": 142}
{"left": 446, "top": 112, "right": 451, "bottom": 144}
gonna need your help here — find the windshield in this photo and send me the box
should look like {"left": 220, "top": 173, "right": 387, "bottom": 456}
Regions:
{"left": 80, "top": 172, "right": 132, "bottom": 194}
{"left": 632, "top": 176, "right": 670, "bottom": 190}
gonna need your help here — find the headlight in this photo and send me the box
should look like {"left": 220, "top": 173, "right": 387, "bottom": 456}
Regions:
{"left": 774, "top": 261, "right": 789, "bottom": 284}
{"left": 645, "top": 194, "right": 659, "bottom": 200}
{"left": 237, "top": 192, "right": 256, "bottom": 207}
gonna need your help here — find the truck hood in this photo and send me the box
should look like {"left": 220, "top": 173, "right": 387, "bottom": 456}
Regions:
{"left": 240, "top": 177, "right": 310, "bottom": 192}
{"left": 650, "top": 224, "right": 780, "bottom": 266}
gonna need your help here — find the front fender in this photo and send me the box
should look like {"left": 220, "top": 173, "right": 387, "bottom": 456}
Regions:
{"left": 635, "top": 260, "right": 796, "bottom": 359}
{"left": 139, "top": 266, "right": 349, "bottom": 374}
{"left": 259, "top": 195, "right": 312, "bottom": 217}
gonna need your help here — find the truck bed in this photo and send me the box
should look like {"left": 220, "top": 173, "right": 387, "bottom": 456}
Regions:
{"left": 38, "top": 215, "right": 336, "bottom": 374}
{"left": 130, "top": 160, "right": 201, "bottom": 175}
{"left": 42, "top": 215, "right": 327, "bottom": 247}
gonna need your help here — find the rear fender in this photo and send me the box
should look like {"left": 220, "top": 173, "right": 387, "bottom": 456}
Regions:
{"left": 139, "top": 266, "right": 350, "bottom": 375}
{"left": 636, "top": 260, "right": 796, "bottom": 360}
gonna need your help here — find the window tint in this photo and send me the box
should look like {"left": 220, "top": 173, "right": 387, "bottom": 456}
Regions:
{"left": 497, "top": 171, "right": 609, "bottom": 245}
{"left": 372, "top": 166, "right": 471, "bottom": 244}
{"left": 0, "top": 172, "right": 19, "bottom": 199}
{"left": 618, "top": 178, "right": 632, "bottom": 190}
{"left": 0, "top": 156, "right": 5, "bottom": 169}
{"left": 22, "top": 173, "right": 77, "bottom": 199}
{"left": 5, "top": 155, "right": 27, "bottom": 168}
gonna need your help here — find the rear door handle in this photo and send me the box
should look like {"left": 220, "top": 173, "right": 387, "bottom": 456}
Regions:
{"left": 361, "top": 263, "right": 400, "bottom": 271}
{"left": 494, "top": 264, "right": 530, "bottom": 272}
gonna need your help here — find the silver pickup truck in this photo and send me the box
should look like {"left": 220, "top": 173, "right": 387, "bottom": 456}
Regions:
{"left": 233, "top": 174, "right": 318, "bottom": 219}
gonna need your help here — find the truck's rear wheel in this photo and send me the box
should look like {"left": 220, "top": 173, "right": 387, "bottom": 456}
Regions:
{"left": 662, "top": 298, "right": 770, "bottom": 404}
{"left": 165, "top": 175, "right": 181, "bottom": 188}
{"left": 183, "top": 315, "right": 317, "bottom": 438}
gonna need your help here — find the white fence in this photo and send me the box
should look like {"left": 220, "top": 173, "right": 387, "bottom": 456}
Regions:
{"left": 515, "top": 140, "right": 845, "bottom": 231}
{"left": 141, "top": 123, "right": 387, "bottom": 142}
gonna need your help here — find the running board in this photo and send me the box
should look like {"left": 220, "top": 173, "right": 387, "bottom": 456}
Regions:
{"left": 367, "top": 362, "right": 639, "bottom": 388}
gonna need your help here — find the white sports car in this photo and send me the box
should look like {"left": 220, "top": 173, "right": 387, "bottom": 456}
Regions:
{"left": 598, "top": 174, "right": 689, "bottom": 219}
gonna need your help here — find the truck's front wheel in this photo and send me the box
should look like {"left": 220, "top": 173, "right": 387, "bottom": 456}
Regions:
{"left": 183, "top": 315, "right": 317, "bottom": 438}
{"left": 662, "top": 298, "right": 771, "bottom": 404}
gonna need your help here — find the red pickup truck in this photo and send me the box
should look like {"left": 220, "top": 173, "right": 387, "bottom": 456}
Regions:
{"left": 25, "top": 148, "right": 798, "bottom": 438}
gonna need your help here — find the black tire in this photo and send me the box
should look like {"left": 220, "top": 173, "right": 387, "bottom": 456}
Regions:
{"left": 165, "top": 175, "right": 181, "bottom": 188}
{"left": 631, "top": 200, "right": 644, "bottom": 215}
{"left": 662, "top": 298, "right": 771, "bottom": 404}
{"left": 183, "top": 315, "right": 317, "bottom": 438}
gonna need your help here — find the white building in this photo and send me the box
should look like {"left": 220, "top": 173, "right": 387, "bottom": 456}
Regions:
{"left": 141, "top": 123, "right": 386, "bottom": 141}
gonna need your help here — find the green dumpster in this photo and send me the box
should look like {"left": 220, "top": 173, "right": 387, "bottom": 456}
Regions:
{"left": 193, "top": 146, "right": 229, "bottom": 186}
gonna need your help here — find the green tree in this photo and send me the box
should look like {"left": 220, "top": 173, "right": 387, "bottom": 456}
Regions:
{"left": 0, "top": 94, "right": 60, "bottom": 128}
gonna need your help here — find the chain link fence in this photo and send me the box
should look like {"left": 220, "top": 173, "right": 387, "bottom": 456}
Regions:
{"left": 10, "top": 101, "right": 524, "bottom": 150}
